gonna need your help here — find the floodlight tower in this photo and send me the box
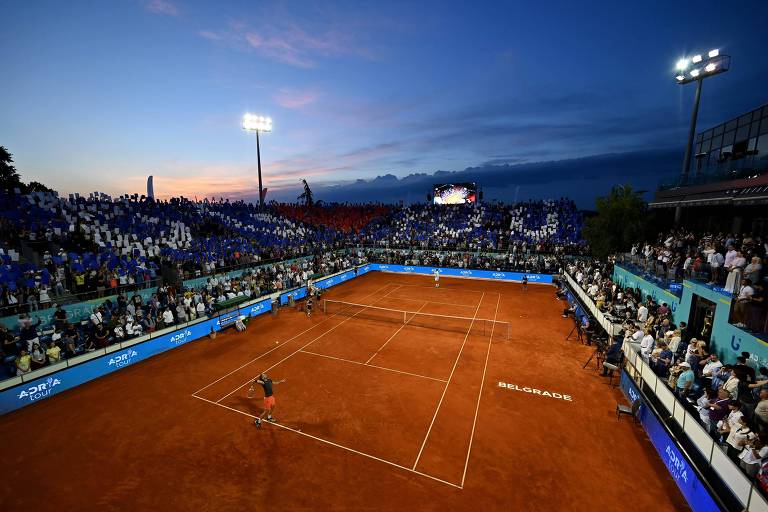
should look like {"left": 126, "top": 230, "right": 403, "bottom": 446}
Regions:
{"left": 675, "top": 49, "right": 730, "bottom": 182}
{"left": 242, "top": 113, "right": 273, "bottom": 209}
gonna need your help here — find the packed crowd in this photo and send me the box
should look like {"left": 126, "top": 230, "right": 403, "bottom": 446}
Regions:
{"left": 566, "top": 259, "right": 768, "bottom": 488}
{"left": 0, "top": 192, "right": 584, "bottom": 317}
{"left": 358, "top": 199, "right": 583, "bottom": 251}
{"left": 625, "top": 230, "right": 767, "bottom": 332}
{"left": 1, "top": 251, "right": 361, "bottom": 378}
{"left": 629, "top": 230, "right": 766, "bottom": 290}
{"left": 275, "top": 203, "right": 391, "bottom": 233}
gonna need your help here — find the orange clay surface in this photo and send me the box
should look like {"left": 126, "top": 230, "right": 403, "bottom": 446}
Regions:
{"left": 0, "top": 272, "right": 688, "bottom": 511}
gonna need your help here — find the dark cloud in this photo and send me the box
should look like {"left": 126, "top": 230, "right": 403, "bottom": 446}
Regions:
{"left": 268, "top": 147, "right": 681, "bottom": 208}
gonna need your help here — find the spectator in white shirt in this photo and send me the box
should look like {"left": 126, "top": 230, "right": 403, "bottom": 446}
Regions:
{"left": 637, "top": 304, "right": 648, "bottom": 323}
{"left": 640, "top": 329, "right": 655, "bottom": 358}
{"left": 733, "top": 279, "right": 755, "bottom": 328}
{"left": 90, "top": 309, "right": 103, "bottom": 326}
{"left": 162, "top": 308, "right": 175, "bottom": 326}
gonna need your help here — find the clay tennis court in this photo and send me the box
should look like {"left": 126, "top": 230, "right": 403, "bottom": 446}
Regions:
{"left": 0, "top": 271, "right": 687, "bottom": 511}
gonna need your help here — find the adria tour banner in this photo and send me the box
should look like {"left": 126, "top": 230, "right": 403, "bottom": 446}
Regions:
{"left": 279, "top": 287, "right": 307, "bottom": 306}
{"left": 369, "top": 264, "right": 552, "bottom": 284}
{"left": 314, "top": 270, "right": 356, "bottom": 290}
{"left": 0, "top": 296, "right": 275, "bottom": 416}
{"left": 620, "top": 371, "right": 720, "bottom": 512}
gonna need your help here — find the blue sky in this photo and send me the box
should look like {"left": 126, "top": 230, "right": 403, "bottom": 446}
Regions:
{"left": 1, "top": 0, "right": 767, "bottom": 206}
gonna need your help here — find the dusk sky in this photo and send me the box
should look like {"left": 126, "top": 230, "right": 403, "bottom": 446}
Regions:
{"left": 1, "top": 0, "right": 767, "bottom": 207}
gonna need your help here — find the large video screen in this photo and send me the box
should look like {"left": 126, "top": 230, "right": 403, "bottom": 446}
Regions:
{"left": 433, "top": 183, "right": 477, "bottom": 205}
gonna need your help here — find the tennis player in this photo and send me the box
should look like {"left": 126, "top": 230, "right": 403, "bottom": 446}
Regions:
{"left": 433, "top": 269, "right": 440, "bottom": 288}
{"left": 249, "top": 372, "right": 286, "bottom": 428}
{"left": 306, "top": 296, "right": 314, "bottom": 317}
{"left": 522, "top": 275, "right": 528, "bottom": 291}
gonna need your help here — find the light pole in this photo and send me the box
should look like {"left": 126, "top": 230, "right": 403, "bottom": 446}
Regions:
{"left": 675, "top": 49, "right": 730, "bottom": 182}
{"left": 242, "top": 113, "right": 273, "bottom": 209}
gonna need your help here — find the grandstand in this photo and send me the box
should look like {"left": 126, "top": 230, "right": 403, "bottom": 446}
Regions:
{"left": 3, "top": 4, "right": 768, "bottom": 510}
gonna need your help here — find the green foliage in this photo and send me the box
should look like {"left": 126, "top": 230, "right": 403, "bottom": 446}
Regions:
{"left": 582, "top": 185, "right": 647, "bottom": 258}
{"left": 0, "top": 146, "right": 57, "bottom": 194}
{"left": 0, "top": 146, "right": 23, "bottom": 192}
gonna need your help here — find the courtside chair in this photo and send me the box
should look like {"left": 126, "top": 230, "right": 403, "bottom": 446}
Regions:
{"left": 616, "top": 399, "right": 641, "bottom": 422}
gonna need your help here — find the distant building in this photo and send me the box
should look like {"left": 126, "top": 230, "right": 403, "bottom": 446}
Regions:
{"left": 651, "top": 103, "right": 768, "bottom": 233}
{"left": 147, "top": 175, "right": 154, "bottom": 200}
{"left": 691, "top": 103, "right": 768, "bottom": 179}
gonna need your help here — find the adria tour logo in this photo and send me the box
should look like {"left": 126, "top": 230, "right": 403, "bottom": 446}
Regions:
{"left": 460, "top": 270, "right": 472, "bottom": 275}
{"left": 108, "top": 349, "right": 138, "bottom": 368}
{"left": 403, "top": 267, "right": 414, "bottom": 272}
{"left": 250, "top": 302, "right": 267, "bottom": 315}
{"left": 627, "top": 384, "right": 639, "bottom": 404}
{"left": 378, "top": 265, "right": 389, "bottom": 270}
{"left": 170, "top": 329, "right": 193, "bottom": 345}
{"left": 17, "top": 377, "right": 62, "bottom": 402}
{"left": 492, "top": 272, "right": 506, "bottom": 278}
{"left": 665, "top": 445, "right": 689, "bottom": 484}
{"left": 527, "top": 275, "right": 542, "bottom": 281}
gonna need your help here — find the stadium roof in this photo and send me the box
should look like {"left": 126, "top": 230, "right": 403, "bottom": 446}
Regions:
{"left": 650, "top": 172, "right": 768, "bottom": 208}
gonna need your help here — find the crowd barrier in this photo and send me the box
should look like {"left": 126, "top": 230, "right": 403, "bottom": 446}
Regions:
{"left": 0, "top": 262, "right": 547, "bottom": 416}
{"left": 563, "top": 271, "right": 768, "bottom": 511}
{"left": 370, "top": 263, "right": 553, "bottom": 283}
{"left": 620, "top": 370, "right": 722, "bottom": 511}
{"left": 562, "top": 273, "right": 622, "bottom": 335}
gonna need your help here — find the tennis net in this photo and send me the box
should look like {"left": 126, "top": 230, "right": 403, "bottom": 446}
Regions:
{"left": 322, "top": 299, "right": 510, "bottom": 340}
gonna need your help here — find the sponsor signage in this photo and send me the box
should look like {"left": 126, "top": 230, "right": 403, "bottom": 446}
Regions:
{"left": 217, "top": 311, "right": 240, "bottom": 329}
{"left": 620, "top": 371, "right": 720, "bottom": 512}
{"left": 279, "top": 287, "right": 307, "bottom": 305}
{"left": 107, "top": 349, "right": 139, "bottom": 369}
{"left": 370, "top": 264, "right": 552, "bottom": 284}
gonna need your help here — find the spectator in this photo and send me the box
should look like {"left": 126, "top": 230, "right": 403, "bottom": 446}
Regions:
{"left": 30, "top": 342, "right": 46, "bottom": 370}
{"left": 46, "top": 341, "right": 62, "bottom": 364}
{"left": 675, "top": 361, "right": 695, "bottom": 398}
{"left": 15, "top": 349, "right": 32, "bottom": 376}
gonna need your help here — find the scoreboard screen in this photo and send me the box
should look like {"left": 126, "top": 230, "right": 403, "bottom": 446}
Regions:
{"left": 433, "top": 183, "right": 477, "bottom": 205}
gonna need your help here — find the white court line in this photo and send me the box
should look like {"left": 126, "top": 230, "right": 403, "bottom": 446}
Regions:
{"left": 215, "top": 284, "right": 403, "bottom": 403}
{"left": 191, "top": 394, "right": 463, "bottom": 489}
{"left": 460, "top": 292, "right": 500, "bottom": 487}
{"left": 386, "top": 295, "right": 477, "bottom": 308}
{"left": 190, "top": 294, "right": 369, "bottom": 397}
{"left": 299, "top": 349, "right": 447, "bottom": 383}
{"left": 364, "top": 302, "right": 428, "bottom": 365}
{"left": 412, "top": 292, "right": 485, "bottom": 470}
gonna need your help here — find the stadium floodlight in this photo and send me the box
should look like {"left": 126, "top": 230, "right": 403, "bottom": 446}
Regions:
{"left": 674, "top": 48, "right": 731, "bottom": 181}
{"left": 242, "top": 114, "right": 273, "bottom": 132}
{"left": 242, "top": 112, "right": 273, "bottom": 209}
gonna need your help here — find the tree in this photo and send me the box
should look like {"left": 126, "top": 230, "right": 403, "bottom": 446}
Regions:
{"left": 582, "top": 185, "right": 647, "bottom": 258}
{"left": 26, "top": 181, "right": 54, "bottom": 193}
{"left": 0, "top": 146, "right": 23, "bottom": 192}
